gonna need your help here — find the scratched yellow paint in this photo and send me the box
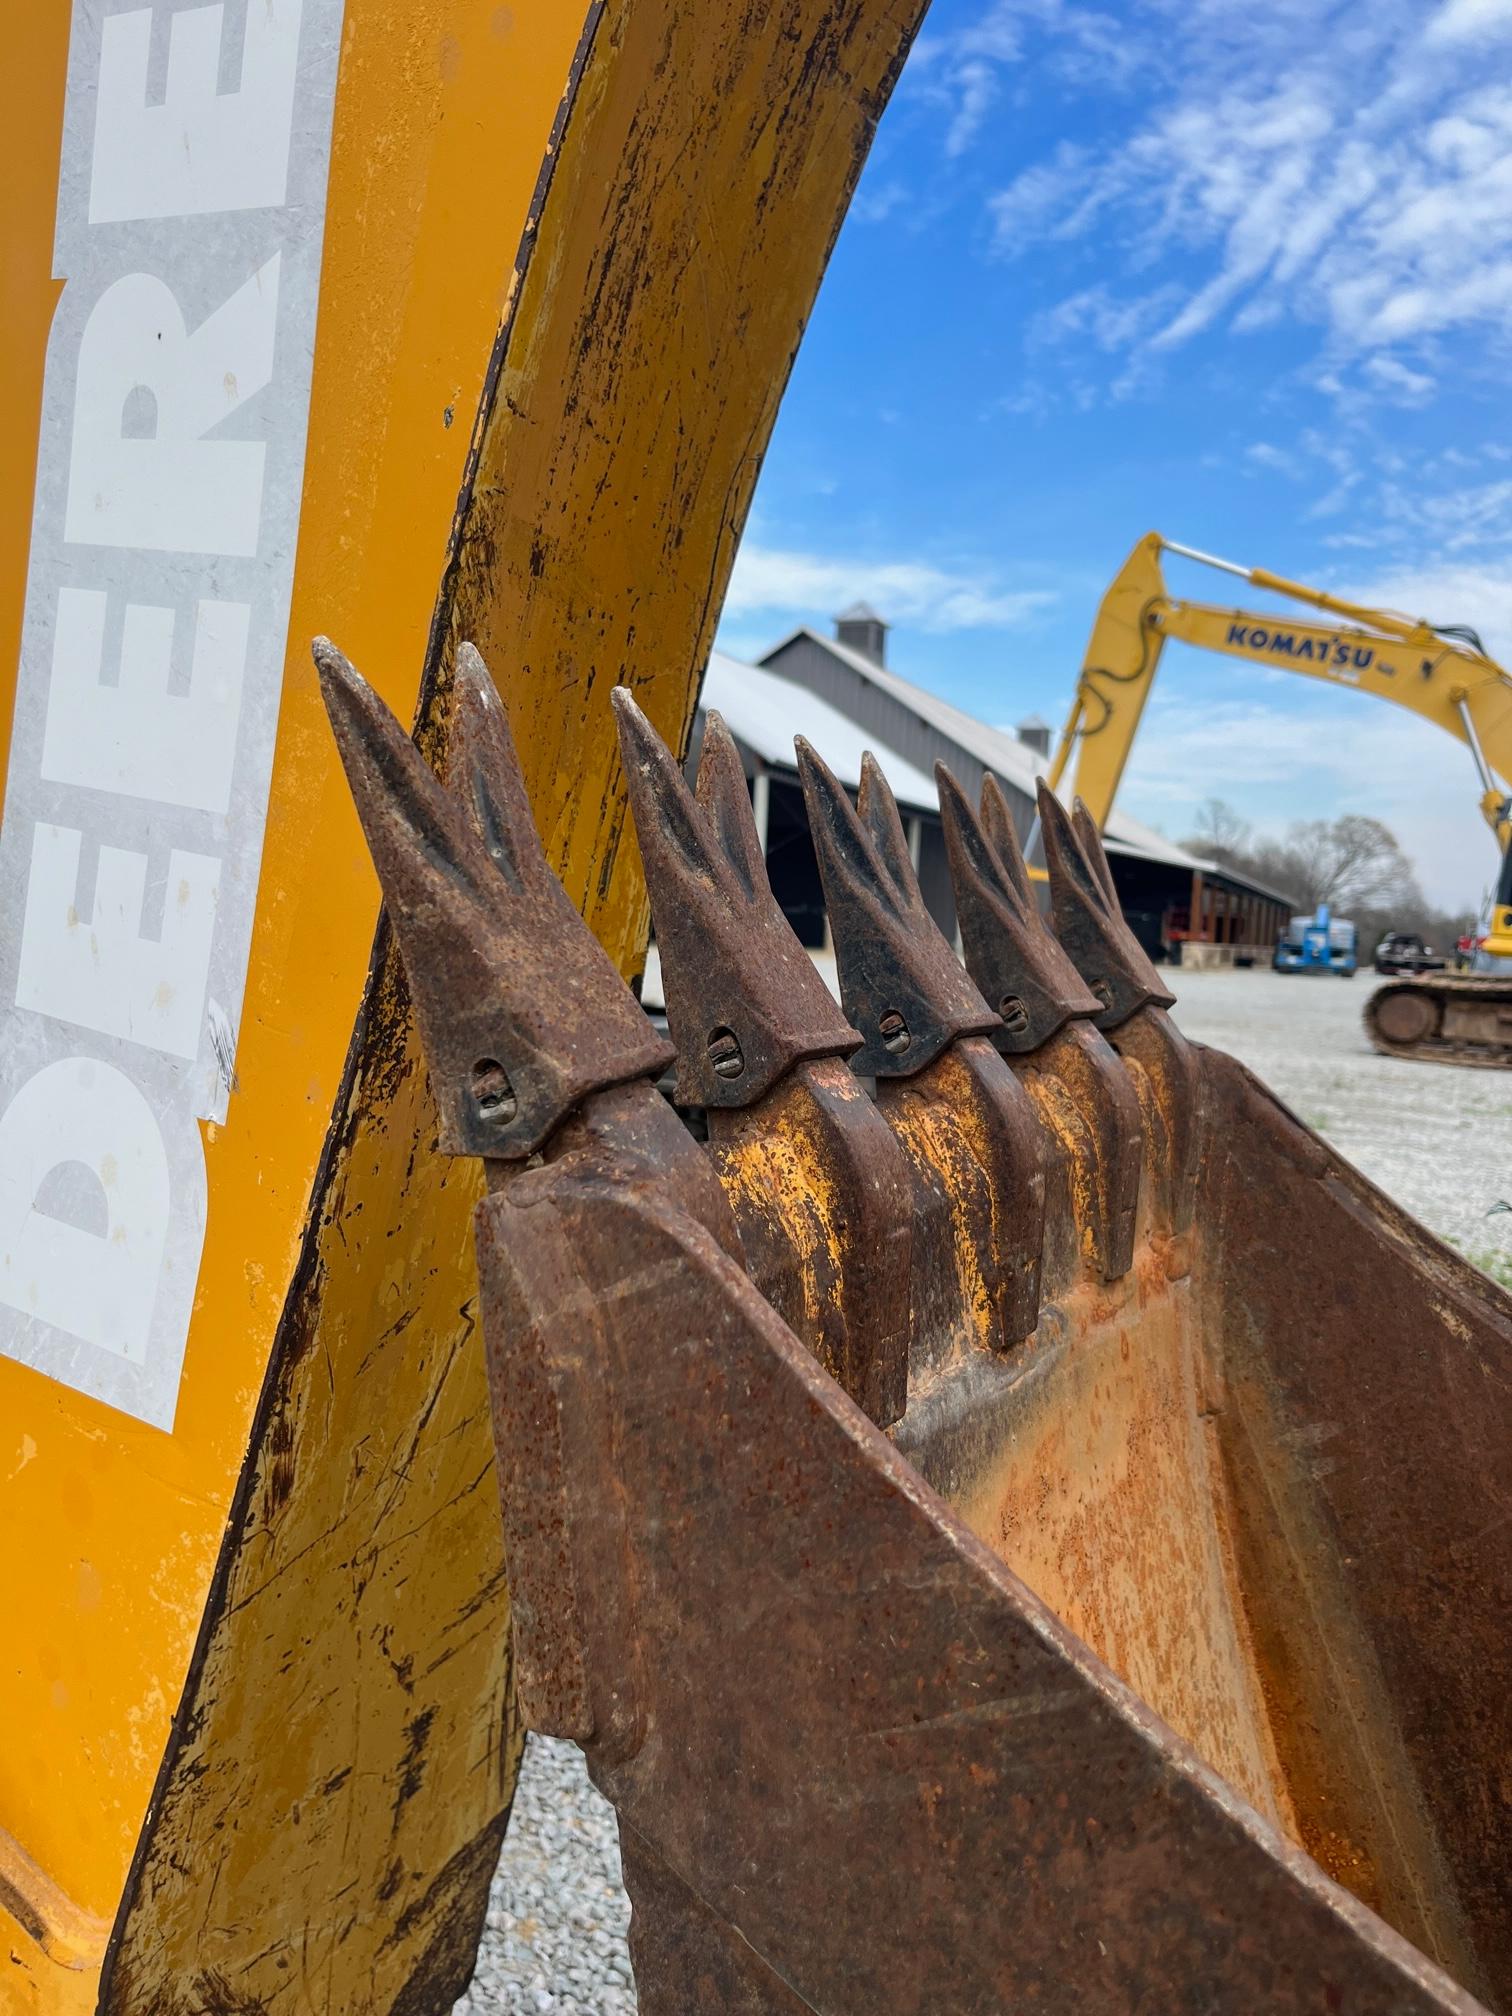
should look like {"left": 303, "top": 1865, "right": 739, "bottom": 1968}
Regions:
{"left": 0, "top": 2, "right": 583, "bottom": 2003}
{"left": 431, "top": 0, "right": 930, "bottom": 968}
{"left": 879, "top": 1051, "right": 1010, "bottom": 1356}
{"left": 2, "top": 0, "right": 928, "bottom": 2002}
{"left": 713, "top": 1084, "right": 851, "bottom": 1343}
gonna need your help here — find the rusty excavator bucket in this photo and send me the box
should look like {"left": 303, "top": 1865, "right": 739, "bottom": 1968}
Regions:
{"left": 319, "top": 639, "right": 1512, "bottom": 2016}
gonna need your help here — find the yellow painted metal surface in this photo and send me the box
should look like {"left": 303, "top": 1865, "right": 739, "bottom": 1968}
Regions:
{"left": 0, "top": 0, "right": 927, "bottom": 2008}
{"left": 427, "top": 0, "right": 927, "bottom": 969}
{"left": 1053, "top": 529, "right": 1512, "bottom": 865}
{"left": 1, "top": 1, "right": 584, "bottom": 2004}
{"left": 1046, "top": 531, "right": 1170, "bottom": 825}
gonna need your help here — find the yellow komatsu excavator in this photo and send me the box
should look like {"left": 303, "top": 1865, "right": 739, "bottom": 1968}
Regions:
{"left": 1045, "top": 530, "right": 1512, "bottom": 1066}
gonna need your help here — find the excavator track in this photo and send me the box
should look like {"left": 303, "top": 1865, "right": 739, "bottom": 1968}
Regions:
{"left": 1365, "top": 974, "right": 1512, "bottom": 1067}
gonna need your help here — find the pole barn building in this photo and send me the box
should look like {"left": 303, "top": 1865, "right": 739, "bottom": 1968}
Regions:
{"left": 661, "top": 612, "right": 1292, "bottom": 980}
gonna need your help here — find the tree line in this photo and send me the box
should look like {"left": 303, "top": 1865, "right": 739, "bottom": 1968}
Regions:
{"left": 1181, "top": 799, "right": 1478, "bottom": 953}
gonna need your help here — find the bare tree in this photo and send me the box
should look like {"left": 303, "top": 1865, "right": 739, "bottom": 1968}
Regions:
{"left": 1182, "top": 798, "right": 1253, "bottom": 868}
{"left": 1278, "top": 815, "right": 1416, "bottom": 914}
{"left": 1187, "top": 807, "right": 1447, "bottom": 939}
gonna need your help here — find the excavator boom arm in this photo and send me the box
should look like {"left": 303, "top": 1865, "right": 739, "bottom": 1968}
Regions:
{"left": 1054, "top": 532, "right": 1512, "bottom": 850}
{"left": 1153, "top": 598, "right": 1512, "bottom": 846}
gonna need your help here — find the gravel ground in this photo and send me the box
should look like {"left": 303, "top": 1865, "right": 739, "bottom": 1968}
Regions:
{"left": 1169, "top": 965, "right": 1512, "bottom": 1271}
{"left": 452, "top": 1739, "right": 635, "bottom": 2016}
{"left": 455, "top": 963, "right": 1512, "bottom": 2013}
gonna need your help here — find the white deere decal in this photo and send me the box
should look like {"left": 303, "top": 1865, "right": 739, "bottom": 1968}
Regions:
{"left": 0, "top": 0, "right": 345, "bottom": 1427}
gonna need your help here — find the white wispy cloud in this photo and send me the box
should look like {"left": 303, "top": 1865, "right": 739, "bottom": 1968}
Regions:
{"left": 932, "top": 1, "right": 1512, "bottom": 399}
{"left": 851, "top": 180, "right": 909, "bottom": 225}
{"left": 724, "top": 540, "right": 1056, "bottom": 633}
{"left": 944, "top": 60, "right": 999, "bottom": 157}
{"left": 1120, "top": 690, "right": 1499, "bottom": 908}
{"left": 988, "top": 144, "right": 1096, "bottom": 244}
{"left": 1026, "top": 281, "right": 1183, "bottom": 354}
{"left": 1428, "top": 0, "right": 1512, "bottom": 42}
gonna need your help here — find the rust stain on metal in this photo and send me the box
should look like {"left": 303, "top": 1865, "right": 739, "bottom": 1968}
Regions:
{"left": 322, "top": 659, "right": 1512, "bottom": 2016}
{"left": 1040, "top": 784, "right": 1199, "bottom": 1239}
{"left": 942, "top": 767, "right": 1142, "bottom": 1285}
{"left": 1011, "top": 1021, "right": 1143, "bottom": 1285}
{"left": 948, "top": 1252, "right": 1299, "bottom": 1836}
{"left": 798, "top": 739, "right": 1048, "bottom": 1359}
{"left": 613, "top": 695, "right": 859, "bottom": 1107}
{"left": 318, "top": 640, "right": 673, "bottom": 1161}
{"left": 876, "top": 1039, "right": 1046, "bottom": 1358}
{"left": 797, "top": 741, "right": 999, "bottom": 1076}
{"left": 1202, "top": 1049, "right": 1512, "bottom": 2003}
{"left": 940, "top": 765, "right": 1100, "bottom": 1050}
{"left": 614, "top": 691, "right": 913, "bottom": 1424}
{"left": 1040, "top": 783, "right": 1175, "bottom": 1028}
{"left": 707, "top": 1060, "right": 914, "bottom": 1426}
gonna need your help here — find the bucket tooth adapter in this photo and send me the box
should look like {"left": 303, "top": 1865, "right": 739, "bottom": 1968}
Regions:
{"left": 940, "top": 766, "right": 1143, "bottom": 1287}
{"left": 321, "top": 662, "right": 1512, "bottom": 2016}
{"left": 796, "top": 738, "right": 1049, "bottom": 1361}
{"left": 1039, "top": 783, "right": 1199, "bottom": 1240}
{"left": 613, "top": 689, "right": 913, "bottom": 1427}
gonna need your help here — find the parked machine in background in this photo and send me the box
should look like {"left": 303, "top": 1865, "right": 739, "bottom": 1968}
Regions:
{"left": 1045, "top": 531, "right": 1512, "bottom": 1064}
{"left": 1374, "top": 933, "right": 1448, "bottom": 976}
{"left": 1274, "top": 906, "right": 1358, "bottom": 976}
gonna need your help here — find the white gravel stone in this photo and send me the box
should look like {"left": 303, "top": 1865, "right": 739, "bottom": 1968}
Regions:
{"left": 1169, "top": 965, "right": 1512, "bottom": 1274}
{"left": 454, "top": 963, "right": 1511, "bottom": 2011}
{"left": 453, "top": 1735, "right": 636, "bottom": 2015}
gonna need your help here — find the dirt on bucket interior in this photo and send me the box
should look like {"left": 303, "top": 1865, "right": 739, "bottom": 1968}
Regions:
{"left": 453, "top": 958, "right": 1512, "bottom": 2015}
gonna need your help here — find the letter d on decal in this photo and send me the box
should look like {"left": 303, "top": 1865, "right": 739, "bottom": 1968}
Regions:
{"left": 0, "top": 1059, "right": 171, "bottom": 1362}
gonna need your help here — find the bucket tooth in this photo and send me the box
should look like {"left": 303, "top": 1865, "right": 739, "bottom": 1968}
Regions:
{"left": 612, "top": 689, "right": 861, "bottom": 1106}
{"left": 470, "top": 1041, "right": 1487, "bottom": 2016}
{"left": 317, "top": 642, "right": 738, "bottom": 1742}
{"left": 946, "top": 767, "right": 1101, "bottom": 1047}
{"left": 613, "top": 690, "right": 913, "bottom": 1426}
{"left": 1040, "top": 781, "right": 1198, "bottom": 1238}
{"left": 315, "top": 638, "right": 674, "bottom": 1160}
{"left": 797, "top": 743, "right": 995, "bottom": 1076}
{"left": 940, "top": 766, "right": 1142, "bottom": 1285}
{"left": 797, "top": 739, "right": 1047, "bottom": 1356}
{"left": 1038, "top": 781, "right": 1174, "bottom": 1027}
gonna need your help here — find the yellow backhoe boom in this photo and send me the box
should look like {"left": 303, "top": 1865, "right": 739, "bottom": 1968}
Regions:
{"left": 1046, "top": 530, "right": 1512, "bottom": 946}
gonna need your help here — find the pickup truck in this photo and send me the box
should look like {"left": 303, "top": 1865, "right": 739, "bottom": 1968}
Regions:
{"left": 1372, "top": 932, "right": 1448, "bottom": 976}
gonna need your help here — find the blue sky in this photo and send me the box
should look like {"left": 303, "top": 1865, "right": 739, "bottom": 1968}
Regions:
{"left": 716, "top": 0, "right": 1512, "bottom": 910}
